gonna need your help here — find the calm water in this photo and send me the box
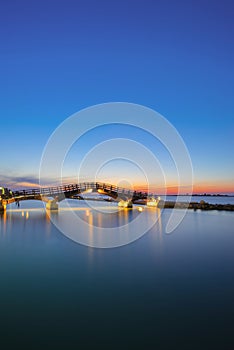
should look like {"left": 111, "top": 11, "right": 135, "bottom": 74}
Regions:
{"left": 0, "top": 200, "right": 234, "bottom": 349}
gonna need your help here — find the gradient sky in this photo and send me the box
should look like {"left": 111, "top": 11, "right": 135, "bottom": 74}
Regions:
{"left": 0, "top": 0, "right": 234, "bottom": 193}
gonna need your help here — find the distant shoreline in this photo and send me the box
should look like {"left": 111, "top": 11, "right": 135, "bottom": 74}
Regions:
{"left": 166, "top": 194, "right": 234, "bottom": 197}
{"left": 157, "top": 201, "right": 234, "bottom": 211}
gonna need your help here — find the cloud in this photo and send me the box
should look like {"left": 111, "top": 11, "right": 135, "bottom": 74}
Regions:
{"left": 0, "top": 174, "right": 48, "bottom": 189}
{"left": 0, "top": 174, "right": 91, "bottom": 189}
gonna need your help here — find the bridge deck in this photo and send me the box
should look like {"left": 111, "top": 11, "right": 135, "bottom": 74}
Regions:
{"left": 1, "top": 182, "right": 150, "bottom": 205}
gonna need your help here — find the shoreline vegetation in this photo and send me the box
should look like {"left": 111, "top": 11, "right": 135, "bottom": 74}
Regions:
{"left": 158, "top": 200, "right": 234, "bottom": 211}
{"left": 134, "top": 199, "right": 234, "bottom": 211}
{"left": 167, "top": 194, "right": 234, "bottom": 197}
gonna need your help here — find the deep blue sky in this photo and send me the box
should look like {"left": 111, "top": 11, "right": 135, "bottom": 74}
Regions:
{"left": 0, "top": 0, "right": 234, "bottom": 192}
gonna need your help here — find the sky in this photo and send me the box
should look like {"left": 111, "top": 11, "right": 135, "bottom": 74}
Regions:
{"left": 0, "top": 0, "right": 234, "bottom": 194}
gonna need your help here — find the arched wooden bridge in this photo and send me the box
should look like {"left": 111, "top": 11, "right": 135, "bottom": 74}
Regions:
{"left": 0, "top": 182, "right": 150, "bottom": 211}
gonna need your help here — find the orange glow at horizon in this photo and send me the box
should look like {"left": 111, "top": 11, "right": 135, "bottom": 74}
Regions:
{"left": 133, "top": 181, "right": 234, "bottom": 195}
{"left": 6, "top": 178, "right": 234, "bottom": 195}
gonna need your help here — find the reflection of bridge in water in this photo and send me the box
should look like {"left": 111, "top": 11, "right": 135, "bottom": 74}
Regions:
{"left": 0, "top": 182, "right": 152, "bottom": 211}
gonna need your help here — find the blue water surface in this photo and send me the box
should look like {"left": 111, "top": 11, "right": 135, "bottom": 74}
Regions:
{"left": 0, "top": 201, "right": 234, "bottom": 349}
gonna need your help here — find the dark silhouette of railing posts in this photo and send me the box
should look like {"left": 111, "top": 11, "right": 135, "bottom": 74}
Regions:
{"left": 0, "top": 182, "right": 149, "bottom": 211}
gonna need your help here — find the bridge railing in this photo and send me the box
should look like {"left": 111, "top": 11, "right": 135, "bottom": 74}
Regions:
{"left": 10, "top": 182, "right": 149, "bottom": 200}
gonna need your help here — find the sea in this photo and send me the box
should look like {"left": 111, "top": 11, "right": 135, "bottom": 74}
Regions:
{"left": 0, "top": 196, "right": 234, "bottom": 349}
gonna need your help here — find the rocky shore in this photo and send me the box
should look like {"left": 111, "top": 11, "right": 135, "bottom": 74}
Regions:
{"left": 157, "top": 200, "right": 234, "bottom": 211}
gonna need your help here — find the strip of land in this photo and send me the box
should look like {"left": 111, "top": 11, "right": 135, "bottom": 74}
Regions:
{"left": 157, "top": 201, "right": 234, "bottom": 211}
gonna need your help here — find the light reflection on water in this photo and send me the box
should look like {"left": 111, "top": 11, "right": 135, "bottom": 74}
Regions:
{"left": 0, "top": 200, "right": 234, "bottom": 348}
{"left": 0, "top": 200, "right": 161, "bottom": 248}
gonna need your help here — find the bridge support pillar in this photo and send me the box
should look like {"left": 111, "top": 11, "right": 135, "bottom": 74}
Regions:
{"left": 118, "top": 200, "right": 133, "bottom": 208}
{"left": 46, "top": 201, "right": 58, "bottom": 211}
{"left": 0, "top": 202, "right": 6, "bottom": 212}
